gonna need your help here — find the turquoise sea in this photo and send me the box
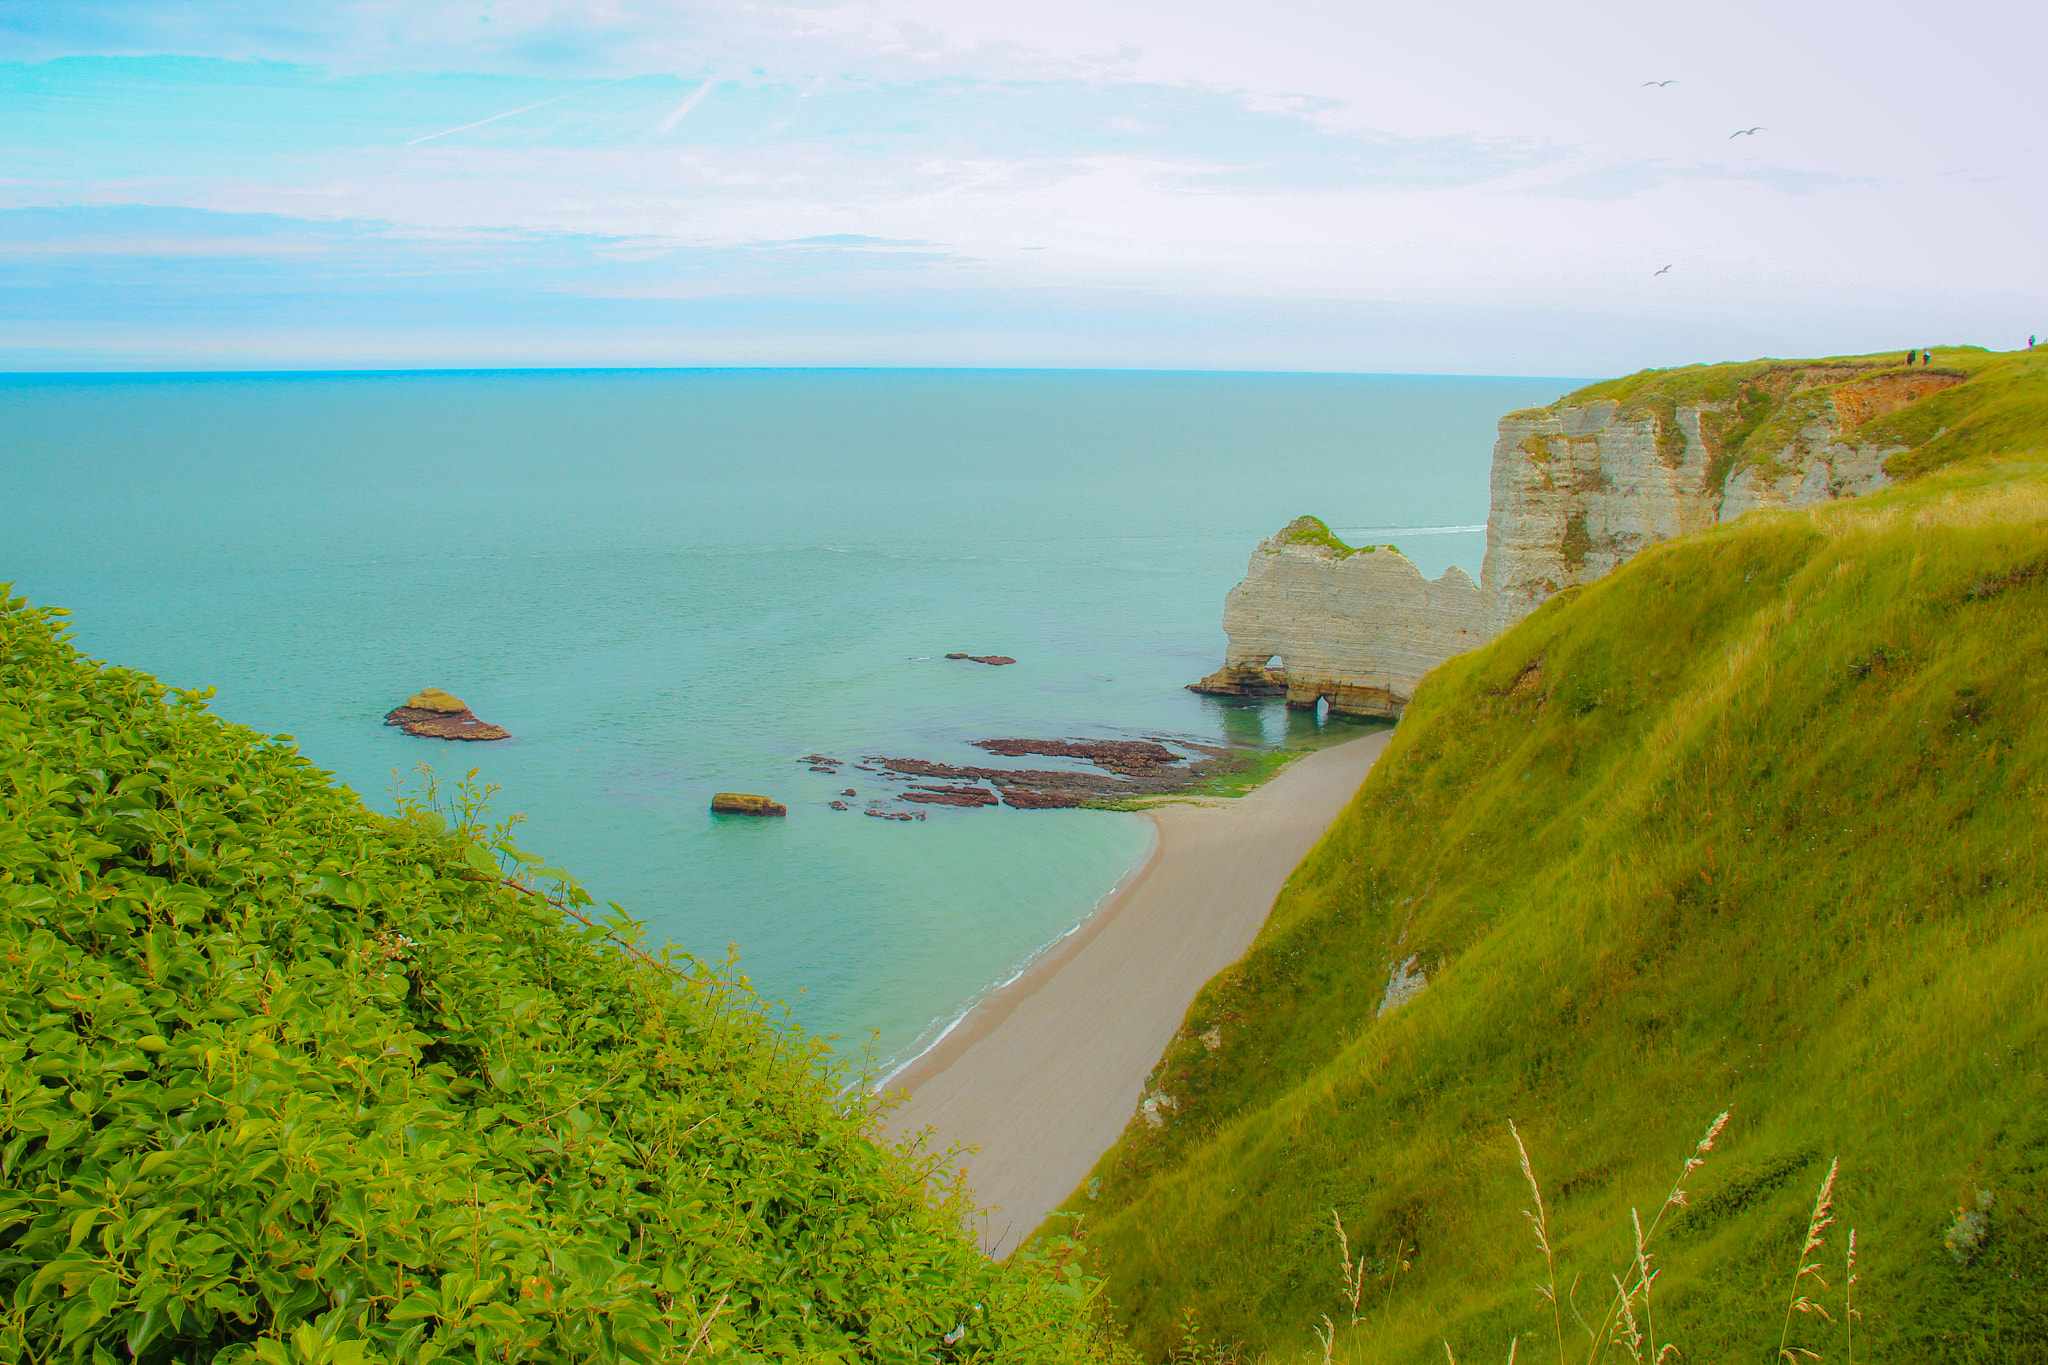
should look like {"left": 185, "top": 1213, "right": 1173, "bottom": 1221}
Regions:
{"left": 0, "top": 368, "right": 1571, "bottom": 1072}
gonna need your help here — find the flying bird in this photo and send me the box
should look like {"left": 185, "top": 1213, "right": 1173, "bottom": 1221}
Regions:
{"left": 1641, "top": 80, "right": 1678, "bottom": 87}
{"left": 1730, "top": 126, "right": 1765, "bottom": 137}
{"left": 1654, "top": 265, "right": 1673, "bottom": 275}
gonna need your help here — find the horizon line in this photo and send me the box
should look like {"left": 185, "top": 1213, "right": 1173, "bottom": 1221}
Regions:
{"left": 0, "top": 362, "right": 1600, "bottom": 382}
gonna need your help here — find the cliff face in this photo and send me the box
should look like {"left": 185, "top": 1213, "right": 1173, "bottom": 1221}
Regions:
{"left": 1195, "top": 355, "right": 1976, "bottom": 717}
{"left": 1483, "top": 362, "right": 1961, "bottom": 632}
{"left": 1189, "top": 517, "right": 1488, "bottom": 718}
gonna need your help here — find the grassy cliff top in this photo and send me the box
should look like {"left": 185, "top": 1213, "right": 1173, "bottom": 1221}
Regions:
{"left": 1269, "top": 516, "right": 1401, "bottom": 559}
{"left": 1059, "top": 357, "right": 2048, "bottom": 1360}
{"left": 1502, "top": 345, "right": 2048, "bottom": 484}
{"left": 0, "top": 595, "right": 1125, "bottom": 1365}
{"left": 1555, "top": 345, "right": 1997, "bottom": 411}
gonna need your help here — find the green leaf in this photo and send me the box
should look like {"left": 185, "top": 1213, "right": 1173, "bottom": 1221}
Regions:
{"left": 388, "top": 1293, "right": 442, "bottom": 1323}
{"left": 67, "top": 1206, "right": 102, "bottom": 1251}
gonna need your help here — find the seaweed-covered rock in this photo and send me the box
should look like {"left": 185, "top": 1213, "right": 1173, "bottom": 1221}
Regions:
{"left": 384, "top": 688, "right": 510, "bottom": 741}
{"left": 711, "top": 792, "right": 787, "bottom": 817}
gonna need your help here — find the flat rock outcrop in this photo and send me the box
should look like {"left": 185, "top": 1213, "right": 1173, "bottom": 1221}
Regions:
{"left": 867, "top": 735, "right": 1237, "bottom": 809}
{"left": 711, "top": 793, "right": 786, "bottom": 817}
{"left": 972, "top": 738, "right": 1181, "bottom": 773}
{"left": 383, "top": 688, "right": 510, "bottom": 741}
{"left": 946, "top": 654, "right": 1017, "bottom": 666}
{"left": 901, "top": 784, "right": 1001, "bottom": 807}
{"left": 1188, "top": 517, "right": 1488, "bottom": 718}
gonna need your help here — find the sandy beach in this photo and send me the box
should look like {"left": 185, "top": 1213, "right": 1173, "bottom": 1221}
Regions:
{"left": 882, "top": 728, "right": 1395, "bottom": 1257}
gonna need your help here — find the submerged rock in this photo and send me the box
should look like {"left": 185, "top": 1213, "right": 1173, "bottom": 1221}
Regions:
{"left": 974, "top": 738, "right": 1180, "bottom": 772}
{"left": 383, "top": 689, "right": 510, "bottom": 742}
{"left": 901, "top": 784, "right": 1000, "bottom": 808}
{"left": 998, "top": 788, "right": 1091, "bottom": 810}
{"left": 711, "top": 793, "right": 787, "bottom": 817}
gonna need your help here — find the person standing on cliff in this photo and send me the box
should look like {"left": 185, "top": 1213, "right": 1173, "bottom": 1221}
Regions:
{"left": 1905, "top": 350, "right": 1917, "bottom": 365}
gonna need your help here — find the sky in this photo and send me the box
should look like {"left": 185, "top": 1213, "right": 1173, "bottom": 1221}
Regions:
{"left": 2, "top": 0, "right": 2042, "bottom": 373}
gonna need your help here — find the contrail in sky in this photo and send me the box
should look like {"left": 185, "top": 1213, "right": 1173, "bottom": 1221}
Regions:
{"left": 407, "top": 76, "right": 636, "bottom": 145}
{"left": 658, "top": 78, "right": 717, "bottom": 133}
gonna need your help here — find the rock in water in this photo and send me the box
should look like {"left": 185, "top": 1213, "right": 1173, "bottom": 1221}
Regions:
{"left": 901, "top": 784, "right": 1000, "bottom": 807}
{"left": 711, "top": 793, "right": 787, "bottom": 817}
{"left": 384, "top": 689, "right": 510, "bottom": 741}
{"left": 1188, "top": 517, "right": 1486, "bottom": 720}
{"left": 945, "top": 653, "right": 1017, "bottom": 666}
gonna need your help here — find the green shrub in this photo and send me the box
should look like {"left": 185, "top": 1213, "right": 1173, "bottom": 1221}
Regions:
{"left": 0, "top": 592, "right": 1125, "bottom": 1364}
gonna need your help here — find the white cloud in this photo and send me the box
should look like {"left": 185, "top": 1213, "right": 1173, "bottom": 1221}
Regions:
{"left": 0, "top": 0, "right": 2042, "bottom": 368}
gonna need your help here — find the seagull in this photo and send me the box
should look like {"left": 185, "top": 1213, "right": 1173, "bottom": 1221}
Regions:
{"left": 1641, "top": 80, "right": 1678, "bottom": 87}
{"left": 1654, "top": 264, "right": 1673, "bottom": 275}
{"left": 1730, "top": 126, "right": 1764, "bottom": 137}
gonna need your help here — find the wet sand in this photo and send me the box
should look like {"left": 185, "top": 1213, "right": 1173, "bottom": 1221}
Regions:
{"left": 881, "top": 729, "right": 1394, "bottom": 1257}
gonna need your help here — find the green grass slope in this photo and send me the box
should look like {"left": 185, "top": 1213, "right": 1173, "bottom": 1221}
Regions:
{"left": 0, "top": 596, "right": 1125, "bottom": 1364}
{"left": 1054, "top": 346, "right": 2048, "bottom": 1362}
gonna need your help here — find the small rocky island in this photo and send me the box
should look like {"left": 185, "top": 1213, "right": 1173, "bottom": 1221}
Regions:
{"left": 946, "top": 653, "right": 1016, "bottom": 665}
{"left": 383, "top": 688, "right": 509, "bottom": 741}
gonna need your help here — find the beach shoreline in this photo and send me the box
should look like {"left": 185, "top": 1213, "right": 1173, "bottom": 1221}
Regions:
{"left": 881, "top": 728, "right": 1395, "bottom": 1257}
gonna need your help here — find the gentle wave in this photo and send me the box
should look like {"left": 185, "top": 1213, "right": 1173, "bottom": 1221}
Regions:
{"left": 873, "top": 820, "right": 1160, "bottom": 1091}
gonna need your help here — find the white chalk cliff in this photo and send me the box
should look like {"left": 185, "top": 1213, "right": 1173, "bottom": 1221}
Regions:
{"left": 1482, "top": 363, "right": 1957, "bottom": 635}
{"left": 1196, "top": 360, "right": 1962, "bottom": 715}
{"left": 1189, "top": 519, "right": 1489, "bottom": 718}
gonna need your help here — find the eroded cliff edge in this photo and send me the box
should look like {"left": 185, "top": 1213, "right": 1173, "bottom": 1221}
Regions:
{"left": 1195, "top": 350, "right": 1978, "bottom": 715}
{"left": 1483, "top": 356, "right": 1962, "bottom": 633}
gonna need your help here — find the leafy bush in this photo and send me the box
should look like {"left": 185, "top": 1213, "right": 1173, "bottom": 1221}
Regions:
{"left": 0, "top": 591, "right": 1123, "bottom": 1364}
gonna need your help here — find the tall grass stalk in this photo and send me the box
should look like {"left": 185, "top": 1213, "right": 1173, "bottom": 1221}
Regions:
{"left": 1777, "top": 1159, "right": 1840, "bottom": 1362}
{"left": 1608, "top": 1274, "right": 1643, "bottom": 1363}
{"left": 1844, "top": 1229, "right": 1859, "bottom": 1365}
{"left": 1628, "top": 1208, "right": 1657, "bottom": 1362}
{"left": 1584, "top": 1110, "right": 1728, "bottom": 1362}
{"left": 1508, "top": 1120, "right": 1564, "bottom": 1364}
{"left": 1511, "top": 1111, "right": 1727, "bottom": 1364}
{"left": 1331, "top": 1211, "right": 1369, "bottom": 1326}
